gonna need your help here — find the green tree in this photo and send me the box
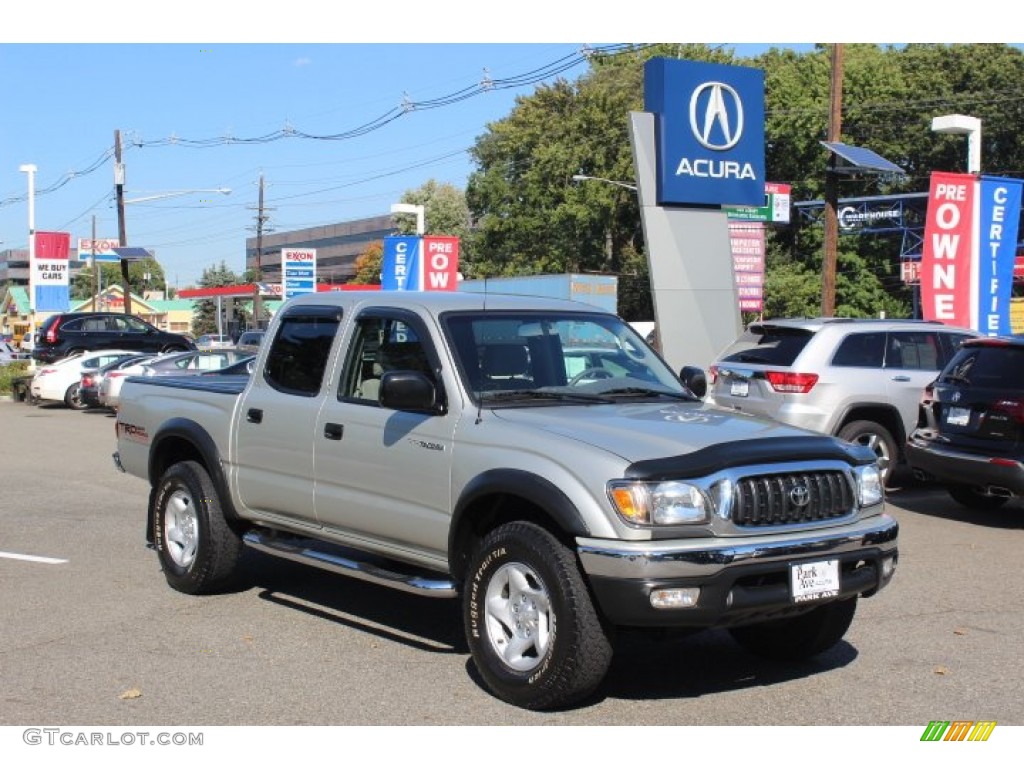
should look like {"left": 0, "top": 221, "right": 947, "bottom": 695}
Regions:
{"left": 192, "top": 261, "right": 243, "bottom": 336}
{"left": 71, "top": 257, "right": 166, "bottom": 302}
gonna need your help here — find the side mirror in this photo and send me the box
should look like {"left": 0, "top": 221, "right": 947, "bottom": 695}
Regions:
{"left": 679, "top": 365, "right": 707, "bottom": 399}
{"left": 379, "top": 371, "right": 441, "bottom": 413}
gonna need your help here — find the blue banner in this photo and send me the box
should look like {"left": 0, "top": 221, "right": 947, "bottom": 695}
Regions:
{"left": 381, "top": 236, "right": 421, "bottom": 291}
{"left": 35, "top": 285, "right": 70, "bottom": 312}
{"left": 977, "top": 176, "right": 1023, "bottom": 336}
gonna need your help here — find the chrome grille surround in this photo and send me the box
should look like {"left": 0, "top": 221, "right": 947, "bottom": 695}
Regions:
{"left": 704, "top": 460, "right": 862, "bottom": 532}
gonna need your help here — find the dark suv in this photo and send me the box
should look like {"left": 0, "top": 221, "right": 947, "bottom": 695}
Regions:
{"left": 906, "top": 336, "right": 1024, "bottom": 509}
{"left": 32, "top": 312, "right": 195, "bottom": 364}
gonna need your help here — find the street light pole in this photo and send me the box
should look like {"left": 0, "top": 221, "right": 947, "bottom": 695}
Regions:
{"left": 931, "top": 114, "right": 982, "bottom": 174}
{"left": 18, "top": 164, "right": 37, "bottom": 337}
{"left": 390, "top": 202, "right": 426, "bottom": 235}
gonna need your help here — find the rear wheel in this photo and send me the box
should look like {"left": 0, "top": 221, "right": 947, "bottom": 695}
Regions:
{"left": 948, "top": 485, "right": 1009, "bottom": 510}
{"left": 464, "top": 521, "right": 612, "bottom": 710}
{"left": 729, "top": 597, "right": 858, "bottom": 661}
{"left": 839, "top": 420, "right": 897, "bottom": 486}
{"left": 64, "top": 383, "right": 87, "bottom": 410}
{"left": 151, "top": 460, "right": 243, "bottom": 594}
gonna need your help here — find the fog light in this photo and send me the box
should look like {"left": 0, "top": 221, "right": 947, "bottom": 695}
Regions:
{"left": 650, "top": 588, "right": 700, "bottom": 609}
{"left": 881, "top": 555, "right": 896, "bottom": 580}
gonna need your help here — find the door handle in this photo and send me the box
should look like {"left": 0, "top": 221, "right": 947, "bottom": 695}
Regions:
{"left": 324, "top": 423, "right": 344, "bottom": 441}
{"left": 890, "top": 375, "right": 911, "bottom": 382}
{"left": 247, "top": 408, "right": 263, "bottom": 424}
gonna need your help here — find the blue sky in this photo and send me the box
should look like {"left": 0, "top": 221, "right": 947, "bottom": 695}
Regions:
{"left": 0, "top": 3, "right": 1008, "bottom": 287}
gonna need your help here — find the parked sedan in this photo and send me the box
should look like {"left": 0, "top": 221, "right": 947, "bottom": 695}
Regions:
{"left": 30, "top": 349, "right": 138, "bottom": 409}
{"left": 79, "top": 353, "right": 157, "bottom": 409}
{"left": 195, "top": 334, "right": 234, "bottom": 350}
{"left": 907, "top": 336, "right": 1024, "bottom": 509}
{"left": 99, "top": 349, "right": 249, "bottom": 410}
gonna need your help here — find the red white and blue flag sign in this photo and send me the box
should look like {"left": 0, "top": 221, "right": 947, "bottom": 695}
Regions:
{"left": 382, "top": 236, "right": 459, "bottom": 292}
{"left": 921, "top": 172, "right": 1023, "bottom": 335}
{"left": 31, "top": 231, "right": 71, "bottom": 312}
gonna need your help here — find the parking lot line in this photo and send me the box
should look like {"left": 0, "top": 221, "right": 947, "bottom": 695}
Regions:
{"left": 0, "top": 551, "right": 68, "bottom": 564}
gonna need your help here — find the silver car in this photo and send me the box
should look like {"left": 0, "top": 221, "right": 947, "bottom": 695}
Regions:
{"left": 100, "top": 349, "right": 250, "bottom": 410}
{"left": 707, "top": 318, "right": 978, "bottom": 485}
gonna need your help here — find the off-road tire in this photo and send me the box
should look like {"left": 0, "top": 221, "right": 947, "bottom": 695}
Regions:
{"left": 839, "top": 420, "right": 898, "bottom": 486}
{"left": 464, "top": 521, "right": 612, "bottom": 710}
{"left": 948, "top": 484, "right": 1009, "bottom": 510}
{"left": 729, "top": 596, "right": 858, "bottom": 661}
{"left": 151, "top": 460, "right": 243, "bottom": 595}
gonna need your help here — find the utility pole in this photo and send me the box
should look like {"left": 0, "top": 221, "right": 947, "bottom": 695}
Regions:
{"left": 248, "top": 173, "right": 273, "bottom": 329}
{"left": 114, "top": 129, "right": 132, "bottom": 315}
{"left": 821, "top": 43, "right": 844, "bottom": 317}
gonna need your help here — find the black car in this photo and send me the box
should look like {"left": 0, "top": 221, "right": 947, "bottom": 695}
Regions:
{"left": 32, "top": 312, "right": 195, "bottom": 364}
{"left": 906, "top": 336, "right": 1024, "bottom": 509}
{"left": 79, "top": 353, "right": 156, "bottom": 409}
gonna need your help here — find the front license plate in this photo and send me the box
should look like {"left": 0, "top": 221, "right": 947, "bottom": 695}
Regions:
{"left": 730, "top": 380, "right": 749, "bottom": 397}
{"left": 946, "top": 406, "right": 970, "bottom": 426}
{"left": 791, "top": 559, "right": 840, "bottom": 603}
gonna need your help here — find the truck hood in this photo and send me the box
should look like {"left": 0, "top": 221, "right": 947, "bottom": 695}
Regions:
{"left": 490, "top": 401, "right": 821, "bottom": 464}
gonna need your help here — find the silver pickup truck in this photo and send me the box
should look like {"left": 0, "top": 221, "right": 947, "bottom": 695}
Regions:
{"left": 114, "top": 291, "right": 898, "bottom": 710}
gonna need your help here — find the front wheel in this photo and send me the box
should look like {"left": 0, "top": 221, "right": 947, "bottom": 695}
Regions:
{"left": 151, "top": 460, "right": 243, "bottom": 594}
{"left": 729, "top": 597, "right": 858, "bottom": 661}
{"left": 464, "top": 522, "right": 612, "bottom": 710}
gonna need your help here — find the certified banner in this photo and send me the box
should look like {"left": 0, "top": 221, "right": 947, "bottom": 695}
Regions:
{"left": 921, "top": 172, "right": 1023, "bottom": 334}
{"left": 977, "top": 177, "right": 1023, "bottom": 335}
{"left": 381, "top": 236, "right": 421, "bottom": 291}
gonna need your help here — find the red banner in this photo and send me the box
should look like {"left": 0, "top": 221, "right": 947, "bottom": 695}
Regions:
{"left": 920, "top": 172, "right": 975, "bottom": 326}
{"left": 423, "top": 236, "right": 459, "bottom": 291}
{"left": 35, "top": 231, "right": 71, "bottom": 259}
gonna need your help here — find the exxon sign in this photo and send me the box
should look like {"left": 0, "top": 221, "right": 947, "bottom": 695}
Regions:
{"left": 644, "top": 58, "right": 765, "bottom": 207}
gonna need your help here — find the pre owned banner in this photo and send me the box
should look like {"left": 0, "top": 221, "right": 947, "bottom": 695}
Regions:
{"left": 920, "top": 172, "right": 1023, "bottom": 334}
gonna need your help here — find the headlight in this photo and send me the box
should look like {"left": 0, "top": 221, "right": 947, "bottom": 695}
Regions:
{"left": 608, "top": 480, "right": 709, "bottom": 525}
{"left": 854, "top": 464, "right": 884, "bottom": 507}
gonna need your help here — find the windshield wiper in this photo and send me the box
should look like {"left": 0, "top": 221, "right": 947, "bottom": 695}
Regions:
{"left": 598, "top": 387, "right": 697, "bottom": 401}
{"left": 479, "top": 389, "right": 614, "bottom": 404}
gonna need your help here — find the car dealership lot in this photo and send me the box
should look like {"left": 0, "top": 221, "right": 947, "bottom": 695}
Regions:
{"left": 1, "top": 401, "right": 1022, "bottom": 726}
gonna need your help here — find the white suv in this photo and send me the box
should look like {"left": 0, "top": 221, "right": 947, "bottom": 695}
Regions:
{"left": 707, "top": 318, "right": 978, "bottom": 486}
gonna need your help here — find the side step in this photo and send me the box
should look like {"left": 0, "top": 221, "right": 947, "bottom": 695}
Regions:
{"left": 243, "top": 531, "right": 457, "bottom": 598}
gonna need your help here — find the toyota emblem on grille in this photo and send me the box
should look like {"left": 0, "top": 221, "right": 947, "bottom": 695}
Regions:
{"left": 789, "top": 484, "right": 811, "bottom": 507}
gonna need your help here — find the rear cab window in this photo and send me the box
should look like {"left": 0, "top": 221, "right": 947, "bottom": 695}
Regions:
{"left": 263, "top": 306, "right": 343, "bottom": 396}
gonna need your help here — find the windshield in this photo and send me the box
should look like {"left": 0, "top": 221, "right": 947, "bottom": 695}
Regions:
{"left": 443, "top": 311, "right": 690, "bottom": 404}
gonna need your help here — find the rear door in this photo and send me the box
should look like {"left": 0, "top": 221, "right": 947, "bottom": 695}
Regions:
{"left": 882, "top": 330, "right": 947, "bottom": 438}
{"left": 232, "top": 304, "right": 343, "bottom": 526}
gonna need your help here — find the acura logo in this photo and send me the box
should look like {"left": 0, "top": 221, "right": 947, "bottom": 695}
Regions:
{"left": 689, "top": 81, "right": 744, "bottom": 151}
{"left": 789, "top": 484, "right": 811, "bottom": 508}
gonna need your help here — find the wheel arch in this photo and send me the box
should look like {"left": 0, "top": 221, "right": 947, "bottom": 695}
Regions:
{"left": 448, "top": 469, "right": 590, "bottom": 583}
{"left": 146, "top": 418, "right": 240, "bottom": 542}
{"left": 834, "top": 404, "right": 906, "bottom": 456}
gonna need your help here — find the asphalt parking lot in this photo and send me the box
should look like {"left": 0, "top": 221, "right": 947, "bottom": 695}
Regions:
{"left": 1, "top": 400, "right": 1022, "bottom": 727}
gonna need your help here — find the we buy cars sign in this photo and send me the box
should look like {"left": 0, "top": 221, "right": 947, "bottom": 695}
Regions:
{"left": 921, "top": 172, "right": 1023, "bottom": 335}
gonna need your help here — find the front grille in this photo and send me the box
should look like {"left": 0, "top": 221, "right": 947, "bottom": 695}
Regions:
{"left": 732, "top": 471, "right": 854, "bottom": 527}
